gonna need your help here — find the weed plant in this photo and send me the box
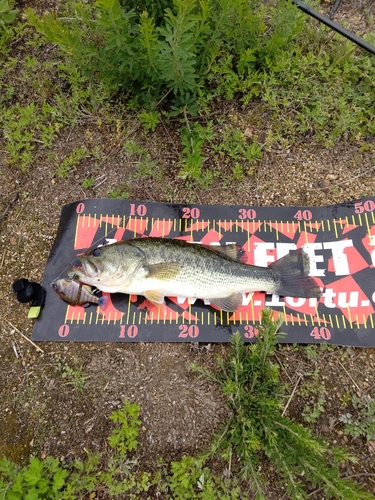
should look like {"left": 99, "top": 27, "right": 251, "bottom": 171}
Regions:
{"left": 0, "top": 400, "right": 244, "bottom": 499}
{"left": 0, "top": 0, "right": 17, "bottom": 25}
{"left": 1, "top": 313, "right": 375, "bottom": 498}
{"left": 22, "top": 0, "right": 375, "bottom": 186}
{"left": 192, "top": 309, "right": 374, "bottom": 499}
{"left": 61, "top": 363, "right": 89, "bottom": 392}
{"left": 340, "top": 392, "right": 375, "bottom": 442}
{"left": 25, "top": 0, "right": 375, "bottom": 146}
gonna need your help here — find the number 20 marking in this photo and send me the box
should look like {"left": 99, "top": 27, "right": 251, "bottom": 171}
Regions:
{"left": 178, "top": 325, "right": 199, "bottom": 338}
{"left": 182, "top": 207, "right": 200, "bottom": 219}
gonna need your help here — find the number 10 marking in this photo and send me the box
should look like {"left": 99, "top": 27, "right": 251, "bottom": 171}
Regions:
{"left": 119, "top": 325, "right": 138, "bottom": 338}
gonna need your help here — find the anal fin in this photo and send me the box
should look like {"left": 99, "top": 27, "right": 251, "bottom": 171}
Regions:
{"left": 210, "top": 292, "right": 243, "bottom": 312}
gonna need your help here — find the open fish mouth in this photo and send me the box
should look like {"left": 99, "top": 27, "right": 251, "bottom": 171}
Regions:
{"left": 81, "top": 257, "right": 102, "bottom": 278}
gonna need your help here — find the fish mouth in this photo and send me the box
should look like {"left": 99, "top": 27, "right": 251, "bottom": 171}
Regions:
{"left": 80, "top": 256, "right": 102, "bottom": 278}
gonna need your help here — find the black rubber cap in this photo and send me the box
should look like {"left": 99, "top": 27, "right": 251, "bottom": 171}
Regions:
{"left": 12, "top": 278, "right": 30, "bottom": 294}
{"left": 12, "top": 278, "right": 46, "bottom": 308}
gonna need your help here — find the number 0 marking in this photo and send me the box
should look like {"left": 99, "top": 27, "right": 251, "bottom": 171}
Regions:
{"left": 76, "top": 203, "right": 85, "bottom": 214}
{"left": 58, "top": 325, "right": 70, "bottom": 337}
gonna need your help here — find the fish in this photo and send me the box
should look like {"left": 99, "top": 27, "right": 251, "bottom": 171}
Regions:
{"left": 51, "top": 278, "right": 108, "bottom": 310}
{"left": 67, "top": 237, "right": 321, "bottom": 312}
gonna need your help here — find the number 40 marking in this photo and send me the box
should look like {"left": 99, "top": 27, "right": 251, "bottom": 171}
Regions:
{"left": 310, "top": 326, "right": 331, "bottom": 341}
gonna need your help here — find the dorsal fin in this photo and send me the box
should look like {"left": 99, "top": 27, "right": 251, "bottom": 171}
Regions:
{"left": 202, "top": 244, "right": 247, "bottom": 263}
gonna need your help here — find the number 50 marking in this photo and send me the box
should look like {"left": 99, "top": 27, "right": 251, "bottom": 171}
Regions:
{"left": 355, "top": 200, "right": 375, "bottom": 213}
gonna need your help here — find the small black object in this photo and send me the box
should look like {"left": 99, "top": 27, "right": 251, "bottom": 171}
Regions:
{"left": 12, "top": 278, "right": 46, "bottom": 308}
{"left": 12, "top": 278, "right": 29, "bottom": 293}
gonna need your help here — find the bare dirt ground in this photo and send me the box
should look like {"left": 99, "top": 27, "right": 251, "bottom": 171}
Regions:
{"left": 1, "top": 0, "right": 375, "bottom": 498}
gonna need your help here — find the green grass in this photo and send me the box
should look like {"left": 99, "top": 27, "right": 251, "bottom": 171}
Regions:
{"left": 192, "top": 310, "right": 374, "bottom": 499}
{"left": 19, "top": 0, "right": 375, "bottom": 184}
{"left": 1, "top": 313, "right": 374, "bottom": 499}
{"left": 0, "top": 0, "right": 374, "bottom": 182}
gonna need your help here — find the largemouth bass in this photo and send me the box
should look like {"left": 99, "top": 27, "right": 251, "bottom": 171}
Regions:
{"left": 68, "top": 238, "right": 321, "bottom": 312}
{"left": 51, "top": 278, "right": 108, "bottom": 310}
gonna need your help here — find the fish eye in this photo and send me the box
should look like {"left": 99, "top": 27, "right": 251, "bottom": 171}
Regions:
{"left": 92, "top": 248, "right": 102, "bottom": 257}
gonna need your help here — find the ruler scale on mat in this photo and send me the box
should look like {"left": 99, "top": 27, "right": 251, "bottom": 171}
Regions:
{"left": 32, "top": 198, "right": 375, "bottom": 346}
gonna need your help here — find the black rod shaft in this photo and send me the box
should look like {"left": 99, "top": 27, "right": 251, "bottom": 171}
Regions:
{"left": 291, "top": 0, "right": 375, "bottom": 55}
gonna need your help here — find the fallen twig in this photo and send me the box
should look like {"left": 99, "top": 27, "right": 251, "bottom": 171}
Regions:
{"left": 5, "top": 319, "right": 44, "bottom": 353}
{"left": 0, "top": 192, "right": 19, "bottom": 224}
{"left": 282, "top": 372, "right": 303, "bottom": 417}
{"left": 338, "top": 360, "right": 360, "bottom": 392}
{"left": 309, "top": 165, "right": 375, "bottom": 191}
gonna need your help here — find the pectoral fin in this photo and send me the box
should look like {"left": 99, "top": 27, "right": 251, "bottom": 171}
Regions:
{"left": 145, "top": 262, "right": 181, "bottom": 281}
{"left": 210, "top": 292, "right": 243, "bottom": 312}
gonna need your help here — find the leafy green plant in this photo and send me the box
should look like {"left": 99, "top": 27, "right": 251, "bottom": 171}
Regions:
{"left": 56, "top": 146, "right": 89, "bottom": 178}
{"left": 81, "top": 177, "right": 95, "bottom": 189}
{"left": 61, "top": 363, "right": 89, "bottom": 392}
{"left": 108, "top": 399, "right": 141, "bottom": 455}
{"left": 159, "top": 454, "right": 244, "bottom": 499}
{"left": 340, "top": 393, "right": 375, "bottom": 442}
{"left": 0, "top": 0, "right": 18, "bottom": 27}
{"left": 300, "top": 368, "right": 326, "bottom": 424}
{"left": 213, "top": 125, "right": 262, "bottom": 177}
{"left": 0, "top": 398, "right": 244, "bottom": 499}
{"left": 0, "top": 401, "right": 143, "bottom": 499}
{"left": 0, "top": 456, "right": 69, "bottom": 500}
{"left": 179, "top": 120, "right": 214, "bottom": 185}
{"left": 138, "top": 110, "right": 160, "bottom": 131}
{"left": 24, "top": 0, "right": 303, "bottom": 115}
{"left": 192, "top": 310, "right": 374, "bottom": 500}
{"left": 1, "top": 101, "right": 62, "bottom": 170}
{"left": 108, "top": 187, "right": 130, "bottom": 199}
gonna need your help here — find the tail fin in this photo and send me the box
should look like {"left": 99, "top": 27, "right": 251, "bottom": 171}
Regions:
{"left": 270, "top": 249, "right": 321, "bottom": 298}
